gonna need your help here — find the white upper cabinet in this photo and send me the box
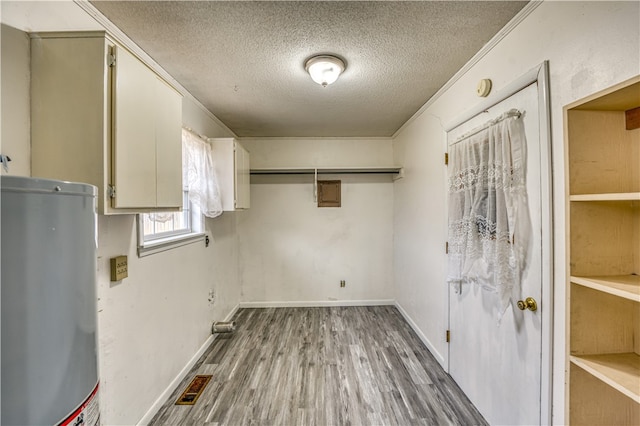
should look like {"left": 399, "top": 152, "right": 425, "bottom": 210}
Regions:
{"left": 111, "top": 44, "right": 157, "bottom": 209}
{"left": 154, "top": 77, "right": 183, "bottom": 208}
{"left": 210, "top": 138, "right": 250, "bottom": 211}
{"left": 31, "top": 32, "right": 183, "bottom": 214}
{"left": 234, "top": 142, "right": 251, "bottom": 210}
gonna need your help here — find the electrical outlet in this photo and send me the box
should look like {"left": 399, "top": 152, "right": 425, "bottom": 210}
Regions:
{"left": 340, "top": 280, "right": 346, "bottom": 288}
{"left": 110, "top": 255, "right": 128, "bottom": 281}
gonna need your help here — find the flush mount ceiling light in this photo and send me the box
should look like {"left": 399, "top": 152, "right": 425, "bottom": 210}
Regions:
{"left": 304, "top": 55, "right": 346, "bottom": 87}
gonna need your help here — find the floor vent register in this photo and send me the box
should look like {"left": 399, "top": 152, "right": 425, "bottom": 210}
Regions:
{"left": 175, "top": 375, "right": 212, "bottom": 405}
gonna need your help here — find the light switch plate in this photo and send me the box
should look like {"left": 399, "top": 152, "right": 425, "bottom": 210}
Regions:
{"left": 110, "top": 255, "right": 128, "bottom": 281}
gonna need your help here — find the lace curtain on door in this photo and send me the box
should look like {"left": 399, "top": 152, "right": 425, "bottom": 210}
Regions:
{"left": 447, "top": 109, "right": 531, "bottom": 317}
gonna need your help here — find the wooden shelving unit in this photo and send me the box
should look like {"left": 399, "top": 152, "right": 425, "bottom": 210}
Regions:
{"left": 570, "top": 354, "right": 640, "bottom": 403}
{"left": 566, "top": 76, "right": 640, "bottom": 425}
{"left": 570, "top": 192, "right": 640, "bottom": 202}
{"left": 570, "top": 275, "right": 640, "bottom": 302}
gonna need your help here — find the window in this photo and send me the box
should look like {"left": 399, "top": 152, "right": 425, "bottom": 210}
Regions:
{"left": 137, "top": 127, "right": 221, "bottom": 256}
{"left": 137, "top": 191, "right": 205, "bottom": 256}
{"left": 142, "top": 191, "right": 192, "bottom": 241}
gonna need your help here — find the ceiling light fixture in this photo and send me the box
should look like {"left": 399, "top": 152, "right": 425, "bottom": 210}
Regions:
{"left": 305, "top": 55, "right": 346, "bottom": 87}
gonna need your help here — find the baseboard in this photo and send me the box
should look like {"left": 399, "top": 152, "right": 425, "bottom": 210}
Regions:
{"left": 238, "top": 299, "right": 395, "bottom": 308}
{"left": 394, "top": 301, "right": 445, "bottom": 367}
{"left": 224, "top": 303, "right": 240, "bottom": 322}
{"left": 137, "top": 303, "right": 241, "bottom": 425}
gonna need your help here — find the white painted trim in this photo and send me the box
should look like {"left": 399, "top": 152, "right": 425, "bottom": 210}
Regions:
{"left": 239, "top": 299, "right": 395, "bottom": 308}
{"left": 536, "top": 61, "right": 554, "bottom": 426}
{"left": 443, "top": 63, "right": 542, "bottom": 132}
{"left": 136, "top": 303, "right": 240, "bottom": 425}
{"left": 137, "top": 233, "right": 206, "bottom": 258}
{"left": 394, "top": 301, "right": 445, "bottom": 367}
{"left": 239, "top": 136, "right": 393, "bottom": 142}
{"left": 443, "top": 131, "right": 452, "bottom": 372}
{"left": 392, "top": 0, "right": 543, "bottom": 138}
{"left": 224, "top": 304, "right": 241, "bottom": 323}
{"left": 72, "top": 0, "right": 237, "bottom": 138}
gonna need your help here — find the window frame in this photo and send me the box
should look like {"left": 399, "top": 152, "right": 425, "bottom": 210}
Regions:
{"left": 136, "top": 191, "right": 205, "bottom": 257}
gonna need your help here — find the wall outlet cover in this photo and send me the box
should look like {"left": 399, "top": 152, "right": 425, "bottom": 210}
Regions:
{"left": 110, "top": 255, "right": 128, "bottom": 281}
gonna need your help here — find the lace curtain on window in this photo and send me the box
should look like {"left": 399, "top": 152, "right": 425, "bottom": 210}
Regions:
{"left": 447, "top": 109, "right": 531, "bottom": 317}
{"left": 182, "top": 128, "right": 223, "bottom": 218}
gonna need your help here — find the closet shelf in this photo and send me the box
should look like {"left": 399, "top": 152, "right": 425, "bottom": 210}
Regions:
{"left": 570, "top": 353, "right": 640, "bottom": 403}
{"left": 571, "top": 275, "right": 640, "bottom": 302}
{"left": 250, "top": 166, "right": 403, "bottom": 176}
{"left": 570, "top": 192, "right": 640, "bottom": 201}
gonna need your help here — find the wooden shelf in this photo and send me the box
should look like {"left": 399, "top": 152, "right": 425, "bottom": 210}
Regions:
{"left": 566, "top": 77, "right": 640, "bottom": 424}
{"left": 571, "top": 275, "right": 640, "bottom": 302}
{"left": 250, "top": 166, "right": 403, "bottom": 175}
{"left": 570, "top": 353, "right": 640, "bottom": 404}
{"left": 570, "top": 192, "right": 640, "bottom": 201}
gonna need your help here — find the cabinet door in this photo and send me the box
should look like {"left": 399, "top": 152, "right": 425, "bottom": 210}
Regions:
{"left": 210, "top": 138, "right": 235, "bottom": 211}
{"left": 234, "top": 142, "right": 251, "bottom": 209}
{"left": 31, "top": 36, "right": 108, "bottom": 205}
{"left": 112, "top": 45, "right": 157, "bottom": 208}
{"left": 154, "top": 77, "right": 183, "bottom": 208}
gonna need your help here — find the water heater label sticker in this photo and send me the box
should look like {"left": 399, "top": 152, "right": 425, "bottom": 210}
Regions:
{"left": 58, "top": 382, "right": 100, "bottom": 426}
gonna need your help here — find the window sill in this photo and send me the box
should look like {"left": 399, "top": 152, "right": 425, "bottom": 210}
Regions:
{"left": 137, "top": 232, "right": 206, "bottom": 257}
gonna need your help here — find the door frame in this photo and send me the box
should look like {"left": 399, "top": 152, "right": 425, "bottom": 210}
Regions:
{"left": 444, "top": 61, "right": 553, "bottom": 425}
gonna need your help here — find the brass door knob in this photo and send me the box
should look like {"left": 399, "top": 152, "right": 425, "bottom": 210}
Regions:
{"left": 516, "top": 297, "right": 537, "bottom": 312}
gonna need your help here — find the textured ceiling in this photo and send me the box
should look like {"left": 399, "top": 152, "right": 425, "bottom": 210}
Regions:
{"left": 90, "top": 1, "right": 529, "bottom": 137}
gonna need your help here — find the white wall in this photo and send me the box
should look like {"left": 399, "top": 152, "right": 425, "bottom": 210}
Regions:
{"left": 1, "top": 24, "right": 30, "bottom": 176}
{"left": 393, "top": 111, "right": 448, "bottom": 361}
{"left": 392, "top": 1, "right": 640, "bottom": 424}
{"left": 182, "top": 98, "right": 235, "bottom": 140}
{"left": 239, "top": 138, "right": 395, "bottom": 305}
{"left": 96, "top": 214, "right": 240, "bottom": 425}
{"left": 244, "top": 137, "right": 395, "bottom": 169}
{"left": 96, "top": 98, "right": 239, "bottom": 425}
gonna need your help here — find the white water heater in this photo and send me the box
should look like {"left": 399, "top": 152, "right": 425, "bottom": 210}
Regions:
{"left": 1, "top": 176, "right": 100, "bottom": 425}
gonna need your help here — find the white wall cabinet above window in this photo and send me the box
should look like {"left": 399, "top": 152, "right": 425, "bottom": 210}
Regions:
{"left": 210, "top": 138, "right": 250, "bottom": 211}
{"left": 30, "top": 32, "right": 183, "bottom": 214}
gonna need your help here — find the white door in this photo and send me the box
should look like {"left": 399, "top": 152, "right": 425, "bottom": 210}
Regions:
{"left": 447, "top": 82, "right": 545, "bottom": 425}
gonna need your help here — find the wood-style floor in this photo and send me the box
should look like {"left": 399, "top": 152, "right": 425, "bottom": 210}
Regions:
{"left": 150, "top": 306, "right": 487, "bottom": 425}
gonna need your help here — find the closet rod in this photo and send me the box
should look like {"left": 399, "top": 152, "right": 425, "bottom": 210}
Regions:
{"left": 450, "top": 109, "right": 521, "bottom": 146}
{"left": 250, "top": 168, "right": 402, "bottom": 175}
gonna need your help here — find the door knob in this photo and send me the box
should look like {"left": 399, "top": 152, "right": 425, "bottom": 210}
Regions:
{"left": 516, "top": 297, "right": 537, "bottom": 312}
